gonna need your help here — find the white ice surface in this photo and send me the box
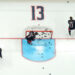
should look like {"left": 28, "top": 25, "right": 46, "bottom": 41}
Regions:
{"left": 0, "top": 39, "right": 75, "bottom": 75}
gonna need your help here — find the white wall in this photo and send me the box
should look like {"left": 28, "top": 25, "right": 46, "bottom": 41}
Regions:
{"left": 0, "top": 2, "right": 75, "bottom": 38}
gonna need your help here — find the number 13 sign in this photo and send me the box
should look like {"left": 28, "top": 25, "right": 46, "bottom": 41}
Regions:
{"left": 31, "top": 6, "right": 44, "bottom": 20}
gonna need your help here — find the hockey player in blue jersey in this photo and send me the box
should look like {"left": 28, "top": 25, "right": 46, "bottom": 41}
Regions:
{"left": 68, "top": 16, "right": 75, "bottom": 35}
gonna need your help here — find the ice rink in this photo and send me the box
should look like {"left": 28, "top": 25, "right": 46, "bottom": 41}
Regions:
{"left": 0, "top": 1, "right": 75, "bottom": 75}
{"left": 0, "top": 2, "right": 75, "bottom": 39}
{"left": 0, "top": 39, "right": 75, "bottom": 75}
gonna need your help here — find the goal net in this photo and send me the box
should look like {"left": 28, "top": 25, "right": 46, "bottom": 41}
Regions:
{"left": 25, "top": 30, "right": 53, "bottom": 39}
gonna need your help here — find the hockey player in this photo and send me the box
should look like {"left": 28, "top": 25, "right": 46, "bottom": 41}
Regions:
{"left": 26, "top": 31, "right": 38, "bottom": 44}
{"left": 68, "top": 16, "right": 75, "bottom": 35}
{"left": 0, "top": 48, "right": 2, "bottom": 58}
